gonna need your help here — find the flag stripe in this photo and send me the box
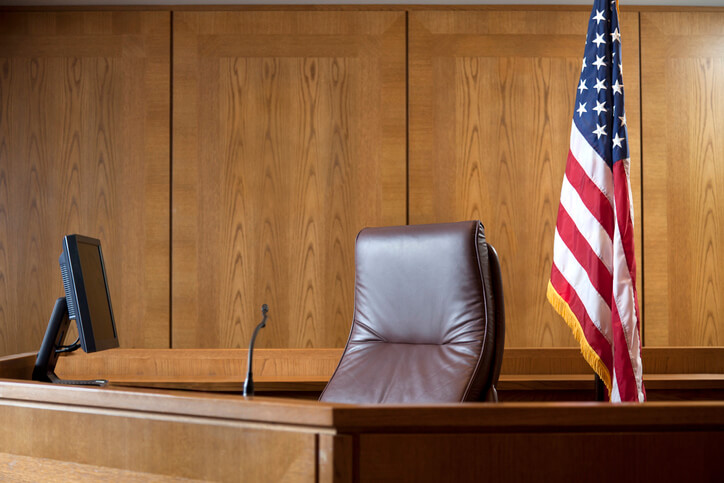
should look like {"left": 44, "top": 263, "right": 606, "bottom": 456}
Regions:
{"left": 554, "top": 203, "right": 613, "bottom": 306}
{"left": 607, "top": 163, "right": 643, "bottom": 402}
{"left": 560, "top": 171, "right": 614, "bottom": 274}
{"left": 613, "top": 161, "right": 639, "bottom": 287}
{"left": 612, "top": 161, "right": 645, "bottom": 401}
{"left": 550, "top": 264, "right": 613, "bottom": 372}
{"left": 610, "top": 368, "right": 621, "bottom": 401}
{"left": 553, "top": 230, "right": 613, "bottom": 343}
{"left": 569, "top": 121, "right": 613, "bottom": 204}
{"left": 611, "top": 301, "right": 638, "bottom": 401}
{"left": 565, "top": 150, "right": 615, "bottom": 240}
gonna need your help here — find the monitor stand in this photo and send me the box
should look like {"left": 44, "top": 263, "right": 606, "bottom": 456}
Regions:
{"left": 32, "top": 297, "right": 108, "bottom": 387}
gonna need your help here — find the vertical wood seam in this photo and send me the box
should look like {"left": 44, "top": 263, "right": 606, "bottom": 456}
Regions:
{"left": 405, "top": 10, "right": 410, "bottom": 226}
{"left": 314, "top": 433, "right": 320, "bottom": 482}
{"left": 169, "top": 10, "right": 174, "bottom": 349}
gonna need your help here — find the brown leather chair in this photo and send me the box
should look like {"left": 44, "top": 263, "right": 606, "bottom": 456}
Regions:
{"left": 319, "top": 220, "right": 505, "bottom": 404}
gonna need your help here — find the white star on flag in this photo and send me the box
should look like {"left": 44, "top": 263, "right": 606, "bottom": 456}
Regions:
{"left": 611, "top": 27, "right": 621, "bottom": 43}
{"left": 612, "top": 79, "right": 624, "bottom": 94}
{"left": 594, "top": 78, "right": 606, "bottom": 92}
{"left": 593, "top": 123, "right": 607, "bottom": 138}
{"left": 612, "top": 132, "right": 625, "bottom": 148}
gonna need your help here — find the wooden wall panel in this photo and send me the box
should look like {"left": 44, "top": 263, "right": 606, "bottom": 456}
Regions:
{"left": 0, "top": 12, "right": 170, "bottom": 355}
{"left": 641, "top": 12, "right": 724, "bottom": 346}
{"left": 409, "top": 10, "right": 642, "bottom": 348}
{"left": 173, "top": 11, "right": 406, "bottom": 349}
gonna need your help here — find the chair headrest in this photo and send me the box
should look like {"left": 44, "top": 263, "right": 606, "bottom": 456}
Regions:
{"left": 353, "top": 220, "right": 492, "bottom": 346}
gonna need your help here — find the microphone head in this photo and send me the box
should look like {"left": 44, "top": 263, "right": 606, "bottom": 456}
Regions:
{"left": 260, "top": 304, "right": 269, "bottom": 327}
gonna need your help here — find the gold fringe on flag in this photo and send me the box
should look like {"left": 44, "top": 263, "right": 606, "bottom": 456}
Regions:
{"left": 546, "top": 281, "right": 613, "bottom": 398}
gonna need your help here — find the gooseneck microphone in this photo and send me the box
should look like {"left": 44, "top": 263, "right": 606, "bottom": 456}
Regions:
{"left": 243, "top": 304, "right": 269, "bottom": 397}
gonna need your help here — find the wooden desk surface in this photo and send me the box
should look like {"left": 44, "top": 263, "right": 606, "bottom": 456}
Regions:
{"left": 1, "top": 379, "right": 722, "bottom": 432}
{"left": 0, "top": 377, "right": 722, "bottom": 482}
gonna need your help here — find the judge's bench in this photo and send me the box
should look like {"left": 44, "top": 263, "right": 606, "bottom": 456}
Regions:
{"left": 0, "top": 348, "right": 722, "bottom": 482}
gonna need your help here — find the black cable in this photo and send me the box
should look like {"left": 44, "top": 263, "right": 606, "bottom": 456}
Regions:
{"left": 55, "top": 337, "right": 81, "bottom": 353}
{"left": 56, "top": 336, "right": 80, "bottom": 350}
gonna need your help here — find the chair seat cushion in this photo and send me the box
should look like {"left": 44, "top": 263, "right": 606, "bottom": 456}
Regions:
{"left": 319, "top": 339, "right": 483, "bottom": 404}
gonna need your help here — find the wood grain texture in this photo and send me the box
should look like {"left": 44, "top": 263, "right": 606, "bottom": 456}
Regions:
{"left": 0, "top": 351, "right": 35, "bottom": 380}
{"left": 43, "top": 346, "right": 723, "bottom": 379}
{"left": 0, "top": 452, "right": 204, "bottom": 482}
{"left": 0, "top": 347, "right": 710, "bottom": 398}
{"left": 500, "top": 346, "right": 724, "bottom": 375}
{"left": 318, "top": 434, "right": 354, "bottom": 483}
{"left": 54, "top": 348, "right": 342, "bottom": 379}
{"left": 408, "top": 10, "right": 642, "bottom": 348}
{"left": 172, "top": 11, "right": 406, "bottom": 349}
{"left": 357, "top": 431, "right": 723, "bottom": 482}
{"left": 1, "top": 379, "right": 722, "bottom": 481}
{"left": 4, "top": 378, "right": 719, "bottom": 433}
{"left": 0, "top": 380, "right": 339, "bottom": 428}
{"left": 641, "top": 12, "right": 724, "bottom": 347}
{"left": 0, "top": 402, "right": 316, "bottom": 482}
{"left": 0, "top": 12, "right": 170, "bottom": 355}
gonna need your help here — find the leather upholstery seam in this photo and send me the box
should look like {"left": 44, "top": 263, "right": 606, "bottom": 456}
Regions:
{"left": 352, "top": 319, "right": 389, "bottom": 343}
{"left": 348, "top": 339, "right": 481, "bottom": 347}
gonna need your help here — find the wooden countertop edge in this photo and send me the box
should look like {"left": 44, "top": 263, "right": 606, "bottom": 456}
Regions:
{"left": 0, "top": 379, "right": 340, "bottom": 429}
{"left": 327, "top": 400, "right": 724, "bottom": 433}
{"left": 1, "top": 379, "right": 723, "bottom": 434}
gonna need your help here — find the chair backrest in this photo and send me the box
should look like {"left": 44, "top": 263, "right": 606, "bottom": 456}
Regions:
{"left": 319, "top": 220, "right": 505, "bottom": 404}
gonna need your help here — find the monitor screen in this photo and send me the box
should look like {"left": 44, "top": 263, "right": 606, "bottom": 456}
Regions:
{"left": 61, "top": 235, "right": 119, "bottom": 353}
{"left": 76, "top": 240, "right": 117, "bottom": 343}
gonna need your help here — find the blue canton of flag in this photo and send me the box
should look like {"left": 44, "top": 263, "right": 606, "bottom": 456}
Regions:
{"left": 575, "top": 1, "right": 628, "bottom": 166}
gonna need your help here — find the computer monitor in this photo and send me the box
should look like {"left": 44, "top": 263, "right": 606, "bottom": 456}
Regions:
{"left": 32, "top": 235, "right": 119, "bottom": 386}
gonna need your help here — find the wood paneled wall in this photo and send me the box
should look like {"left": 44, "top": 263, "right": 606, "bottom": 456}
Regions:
{"left": 641, "top": 12, "right": 724, "bottom": 346}
{"left": 0, "top": 12, "right": 170, "bottom": 355}
{"left": 172, "top": 11, "right": 406, "bottom": 348}
{"left": 409, "top": 10, "right": 641, "bottom": 348}
{"left": 0, "top": 6, "right": 721, "bottom": 356}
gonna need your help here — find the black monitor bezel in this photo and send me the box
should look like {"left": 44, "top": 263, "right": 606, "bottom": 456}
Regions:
{"left": 62, "top": 234, "right": 119, "bottom": 353}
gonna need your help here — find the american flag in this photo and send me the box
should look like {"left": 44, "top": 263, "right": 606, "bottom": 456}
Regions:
{"left": 547, "top": 0, "right": 645, "bottom": 402}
